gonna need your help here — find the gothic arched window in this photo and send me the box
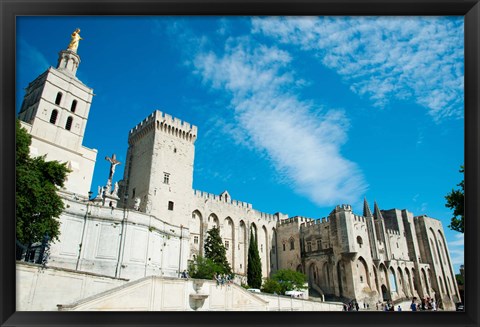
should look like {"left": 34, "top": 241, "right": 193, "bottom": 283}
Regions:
{"left": 55, "top": 92, "right": 63, "bottom": 105}
{"left": 65, "top": 116, "right": 73, "bottom": 130}
{"left": 71, "top": 99, "right": 77, "bottom": 112}
{"left": 290, "top": 238, "right": 295, "bottom": 250}
{"left": 49, "top": 109, "right": 58, "bottom": 124}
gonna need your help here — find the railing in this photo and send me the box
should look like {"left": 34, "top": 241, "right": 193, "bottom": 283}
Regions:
{"left": 16, "top": 234, "right": 50, "bottom": 265}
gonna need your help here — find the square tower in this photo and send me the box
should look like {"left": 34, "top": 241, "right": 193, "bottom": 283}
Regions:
{"left": 17, "top": 45, "right": 97, "bottom": 197}
{"left": 122, "top": 110, "right": 197, "bottom": 227}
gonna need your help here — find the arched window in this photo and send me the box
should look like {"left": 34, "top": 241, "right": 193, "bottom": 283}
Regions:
{"left": 70, "top": 100, "right": 77, "bottom": 112}
{"left": 55, "top": 92, "right": 62, "bottom": 105}
{"left": 49, "top": 109, "right": 58, "bottom": 124}
{"left": 290, "top": 238, "right": 295, "bottom": 250}
{"left": 65, "top": 116, "right": 73, "bottom": 130}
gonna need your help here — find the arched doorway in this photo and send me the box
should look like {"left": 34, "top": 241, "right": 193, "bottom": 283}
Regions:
{"left": 260, "top": 225, "right": 269, "bottom": 277}
{"left": 321, "top": 261, "right": 333, "bottom": 294}
{"left": 405, "top": 268, "right": 413, "bottom": 295}
{"left": 222, "top": 217, "right": 234, "bottom": 268}
{"left": 337, "top": 261, "right": 346, "bottom": 297}
{"left": 389, "top": 267, "right": 397, "bottom": 293}
{"left": 357, "top": 256, "right": 370, "bottom": 289}
{"left": 308, "top": 263, "right": 318, "bottom": 288}
{"left": 270, "top": 228, "right": 278, "bottom": 273}
{"left": 190, "top": 210, "right": 202, "bottom": 258}
{"left": 381, "top": 284, "right": 389, "bottom": 301}
{"left": 238, "top": 220, "right": 247, "bottom": 274}
{"left": 397, "top": 267, "right": 406, "bottom": 297}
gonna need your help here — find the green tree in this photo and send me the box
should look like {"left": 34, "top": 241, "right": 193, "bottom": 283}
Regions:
{"left": 204, "top": 226, "right": 232, "bottom": 275}
{"left": 445, "top": 165, "right": 464, "bottom": 233}
{"left": 265, "top": 269, "right": 307, "bottom": 295}
{"left": 16, "top": 120, "right": 70, "bottom": 247}
{"left": 455, "top": 273, "right": 464, "bottom": 286}
{"left": 188, "top": 256, "right": 223, "bottom": 279}
{"left": 247, "top": 229, "right": 262, "bottom": 288}
{"left": 261, "top": 278, "right": 282, "bottom": 294}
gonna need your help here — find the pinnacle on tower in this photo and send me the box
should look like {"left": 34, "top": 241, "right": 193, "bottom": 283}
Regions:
{"left": 363, "top": 197, "right": 373, "bottom": 217}
{"left": 56, "top": 29, "right": 82, "bottom": 77}
{"left": 373, "top": 201, "right": 384, "bottom": 220}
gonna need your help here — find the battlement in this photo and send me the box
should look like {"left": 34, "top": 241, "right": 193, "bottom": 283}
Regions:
{"left": 334, "top": 204, "right": 353, "bottom": 212}
{"left": 251, "top": 209, "right": 279, "bottom": 222}
{"left": 278, "top": 216, "right": 315, "bottom": 227}
{"left": 387, "top": 229, "right": 401, "bottom": 236}
{"left": 302, "top": 217, "right": 330, "bottom": 228}
{"left": 193, "top": 190, "right": 281, "bottom": 223}
{"left": 129, "top": 110, "right": 198, "bottom": 144}
{"left": 353, "top": 215, "right": 366, "bottom": 223}
{"left": 193, "top": 189, "right": 252, "bottom": 209}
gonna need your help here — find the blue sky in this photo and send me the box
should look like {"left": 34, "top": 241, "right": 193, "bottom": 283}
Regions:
{"left": 16, "top": 16, "right": 464, "bottom": 272}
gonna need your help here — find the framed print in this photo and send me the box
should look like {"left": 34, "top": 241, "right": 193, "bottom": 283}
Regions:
{"left": 2, "top": 1, "right": 479, "bottom": 326}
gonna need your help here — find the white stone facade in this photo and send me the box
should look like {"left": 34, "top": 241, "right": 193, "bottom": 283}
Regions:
{"left": 277, "top": 203, "right": 461, "bottom": 310}
{"left": 18, "top": 49, "right": 97, "bottom": 197}
{"left": 18, "top": 41, "right": 460, "bottom": 311}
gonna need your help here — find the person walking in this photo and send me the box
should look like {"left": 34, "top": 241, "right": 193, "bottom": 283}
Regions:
{"left": 410, "top": 299, "right": 417, "bottom": 311}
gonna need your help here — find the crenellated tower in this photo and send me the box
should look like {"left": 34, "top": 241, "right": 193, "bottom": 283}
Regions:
{"left": 17, "top": 29, "right": 97, "bottom": 197}
{"left": 120, "top": 110, "right": 197, "bottom": 227}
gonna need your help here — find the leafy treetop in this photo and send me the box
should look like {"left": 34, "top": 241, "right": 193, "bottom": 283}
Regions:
{"left": 16, "top": 120, "right": 70, "bottom": 245}
{"left": 445, "top": 165, "right": 464, "bottom": 233}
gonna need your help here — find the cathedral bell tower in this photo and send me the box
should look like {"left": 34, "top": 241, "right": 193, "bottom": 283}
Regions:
{"left": 17, "top": 29, "right": 97, "bottom": 197}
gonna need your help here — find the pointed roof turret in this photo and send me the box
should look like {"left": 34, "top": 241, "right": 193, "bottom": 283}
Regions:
{"left": 373, "top": 201, "right": 384, "bottom": 220}
{"left": 363, "top": 197, "right": 373, "bottom": 217}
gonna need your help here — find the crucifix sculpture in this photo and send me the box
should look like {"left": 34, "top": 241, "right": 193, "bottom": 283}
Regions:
{"left": 105, "top": 154, "right": 121, "bottom": 191}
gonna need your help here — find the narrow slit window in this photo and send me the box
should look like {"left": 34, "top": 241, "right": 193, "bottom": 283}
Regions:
{"left": 55, "top": 92, "right": 62, "bottom": 105}
{"left": 50, "top": 109, "right": 58, "bottom": 124}
{"left": 71, "top": 100, "right": 77, "bottom": 112}
{"left": 65, "top": 116, "right": 73, "bottom": 130}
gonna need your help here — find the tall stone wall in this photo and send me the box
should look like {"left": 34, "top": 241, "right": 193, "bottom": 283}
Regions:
{"left": 190, "top": 190, "right": 280, "bottom": 278}
{"left": 274, "top": 205, "right": 459, "bottom": 310}
{"left": 49, "top": 195, "right": 189, "bottom": 280}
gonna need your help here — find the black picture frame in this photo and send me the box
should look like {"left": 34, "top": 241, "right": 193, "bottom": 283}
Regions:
{"left": 1, "top": 1, "right": 478, "bottom": 326}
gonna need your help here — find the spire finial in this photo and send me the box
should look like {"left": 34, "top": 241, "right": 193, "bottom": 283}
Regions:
{"left": 363, "top": 197, "right": 373, "bottom": 217}
{"left": 373, "top": 200, "right": 384, "bottom": 220}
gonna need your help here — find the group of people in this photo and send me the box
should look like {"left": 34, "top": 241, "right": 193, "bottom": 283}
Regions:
{"left": 214, "top": 273, "right": 233, "bottom": 286}
{"left": 375, "top": 296, "right": 438, "bottom": 312}
{"left": 410, "top": 297, "right": 437, "bottom": 311}
{"left": 343, "top": 300, "right": 360, "bottom": 311}
{"left": 380, "top": 300, "right": 399, "bottom": 311}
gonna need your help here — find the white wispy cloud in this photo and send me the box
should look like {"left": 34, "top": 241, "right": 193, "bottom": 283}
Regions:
{"left": 252, "top": 17, "right": 464, "bottom": 122}
{"left": 192, "top": 37, "right": 367, "bottom": 206}
{"left": 447, "top": 233, "right": 464, "bottom": 266}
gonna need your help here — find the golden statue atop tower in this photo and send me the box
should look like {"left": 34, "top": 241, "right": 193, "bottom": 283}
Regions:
{"left": 67, "top": 28, "right": 82, "bottom": 52}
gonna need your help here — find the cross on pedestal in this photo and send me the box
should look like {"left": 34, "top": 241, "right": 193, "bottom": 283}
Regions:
{"left": 105, "top": 154, "right": 121, "bottom": 190}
